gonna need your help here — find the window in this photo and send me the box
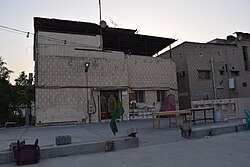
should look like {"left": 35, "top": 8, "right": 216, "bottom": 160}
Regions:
{"left": 177, "top": 71, "right": 185, "bottom": 77}
{"left": 231, "top": 71, "right": 239, "bottom": 76}
{"left": 135, "top": 90, "right": 145, "bottom": 103}
{"left": 242, "top": 46, "right": 249, "bottom": 71}
{"left": 219, "top": 70, "right": 225, "bottom": 75}
{"left": 157, "top": 91, "right": 166, "bottom": 102}
{"left": 198, "top": 70, "right": 211, "bottom": 80}
{"left": 243, "top": 82, "right": 247, "bottom": 87}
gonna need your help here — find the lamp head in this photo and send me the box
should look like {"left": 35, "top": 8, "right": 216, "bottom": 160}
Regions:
{"left": 85, "top": 62, "right": 90, "bottom": 72}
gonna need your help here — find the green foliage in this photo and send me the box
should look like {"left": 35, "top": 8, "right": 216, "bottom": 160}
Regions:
{"left": 0, "top": 78, "right": 14, "bottom": 126}
{"left": 0, "top": 57, "right": 16, "bottom": 126}
{"left": 0, "top": 57, "right": 34, "bottom": 126}
{"left": 14, "top": 71, "right": 35, "bottom": 109}
{"left": 0, "top": 57, "right": 13, "bottom": 80}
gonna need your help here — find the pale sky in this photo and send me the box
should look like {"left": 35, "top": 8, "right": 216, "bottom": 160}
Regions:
{"left": 0, "top": 0, "right": 250, "bottom": 82}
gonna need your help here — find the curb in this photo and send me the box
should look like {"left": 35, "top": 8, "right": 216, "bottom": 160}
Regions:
{"left": 0, "top": 136, "right": 139, "bottom": 164}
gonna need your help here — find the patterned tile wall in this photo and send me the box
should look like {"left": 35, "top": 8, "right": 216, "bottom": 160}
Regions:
{"left": 36, "top": 44, "right": 178, "bottom": 123}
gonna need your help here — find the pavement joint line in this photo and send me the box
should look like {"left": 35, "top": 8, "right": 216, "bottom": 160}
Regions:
{"left": 81, "top": 126, "right": 107, "bottom": 139}
{"left": 17, "top": 127, "right": 29, "bottom": 140}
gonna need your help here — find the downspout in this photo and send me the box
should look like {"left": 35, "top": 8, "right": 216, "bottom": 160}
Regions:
{"left": 170, "top": 45, "right": 172, "bottom": 59}
{"left": 210, "top": 58, "right": 217, "bottom": 99}
{"left": 86, "top": 71, "right": 91, "bottom": 123}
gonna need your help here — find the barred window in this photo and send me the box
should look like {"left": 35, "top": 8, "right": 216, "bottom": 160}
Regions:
{"left": 157, "top": 91, "right": 166, "bottom": 102}
{"left": 243, "top": 82, "right": 247, "bottom": 87}
{"left": 231, "top": 71, "right": 239, "bottom": 76}
{"left": 135, "top": 90, "right": 145, "bottom": 103}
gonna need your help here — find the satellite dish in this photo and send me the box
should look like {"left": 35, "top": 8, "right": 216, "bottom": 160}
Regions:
{"left": 100, "top": 20, "right": 107, "bottom": 28}
{"left": 226, "top": 35, "right": 236, "bottom": 44}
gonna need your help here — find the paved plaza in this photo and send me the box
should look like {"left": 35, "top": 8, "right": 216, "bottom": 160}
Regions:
{"left": 0, "top": 119, "right": 249, "bottom": 166}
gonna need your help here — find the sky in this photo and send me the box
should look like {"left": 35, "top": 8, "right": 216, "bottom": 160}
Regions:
{"left": 0, "top": 0, "right": 250, "bottom": 83}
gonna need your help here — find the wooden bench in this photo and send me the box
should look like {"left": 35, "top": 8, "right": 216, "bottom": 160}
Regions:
{"left": 152, "top": 110, "right": 191, "bottom": 128}
{"left": 189, "top": 107, "right": 215, "bottom": 125}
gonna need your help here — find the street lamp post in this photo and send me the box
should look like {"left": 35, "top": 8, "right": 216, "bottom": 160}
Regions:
{"left": 85, "top": 62, "right": 90, "bottom": 123}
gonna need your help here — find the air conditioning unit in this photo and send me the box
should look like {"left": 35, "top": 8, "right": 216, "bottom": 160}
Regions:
{"left": 228, "top": 78, "right": 235, "bottom": 89}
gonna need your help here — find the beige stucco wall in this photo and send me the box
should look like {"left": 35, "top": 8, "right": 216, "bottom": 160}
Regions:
{"left": 161, "top": 39, "right": 250, "bottom": 109}
{"left": 127, "top": 55, "right": 177, "bottom": 90}
{"left": 36, "top": 88, "right": 88, "bottom": 123}
{"left": 35, "top": 31, "right": 178, "bottom": 124}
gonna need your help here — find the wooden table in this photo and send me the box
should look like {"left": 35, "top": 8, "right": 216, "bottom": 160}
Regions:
{"left": 189, "top": 107, "right": 215, "bottom": 125}
{"left": 152, "top": 110, "right": 191, "bottom": 128}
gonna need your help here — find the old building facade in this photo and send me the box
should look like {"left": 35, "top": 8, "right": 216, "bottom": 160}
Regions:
{"left": 34, "top": 17, "right": 178, "bottom": 124}
{"left": 160, "top": 32, "right": 250, "bottom": 109}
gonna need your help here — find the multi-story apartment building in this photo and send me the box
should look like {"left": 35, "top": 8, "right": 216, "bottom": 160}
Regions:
{"left": 34, "top": 17, "right": 177, "bottom": 125}
{"left": 160, "top": 32, "right": 250, "bottom": 109}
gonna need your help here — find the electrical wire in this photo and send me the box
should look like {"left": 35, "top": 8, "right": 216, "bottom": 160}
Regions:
{"left": 0, "top": 25, "right": 28, "bottom": 34}
{"left": 0, "top": 27, "right": 26, "bottom": 36}
{"left": 0, "top": 24, "right": 98, "bottom": 48}
{"left": 37, "top": 34, "right": 93, "bottom": 48}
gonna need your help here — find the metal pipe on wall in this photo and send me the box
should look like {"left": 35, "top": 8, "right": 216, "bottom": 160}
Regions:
{"left": 210, "top": 58, "right": 217, "bottom": 99}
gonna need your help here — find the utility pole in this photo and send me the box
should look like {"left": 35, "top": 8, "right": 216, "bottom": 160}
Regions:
{"left": 99, "top": 0, "right": 104, "bottom": 50}
{"left": 99, "top": 0, "right": 102, "bottom": 23}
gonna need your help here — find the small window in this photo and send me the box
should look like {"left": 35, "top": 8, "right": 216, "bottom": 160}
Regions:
{"left": 231, "top": 71, "right": 239, "bottom": 76}
{"left": 157, "top": 91, "right": 166, "bottom": 102}
{"left": 177, "top": 71, "right": 185, "bottom": 77}
{"left": 198, "top": 70, "right": 211, "bottom": 80}
{"left": 219, "top": 70, "right": 225, "bottom": 75}
{"left": 243, "top": 82, "right": 247, "bottom": 87}
{"left": 135, "top": 90, "right": 145, "bottom": 103}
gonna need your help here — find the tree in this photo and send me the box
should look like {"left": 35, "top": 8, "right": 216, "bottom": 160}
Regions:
{"left": 0, "top": 57, "right": 35, "bottom": 126}
{"left": 0, "top": 57, "right": 16, "bottom": 126}
{"left": 14, "top": 71, "right": 35, "bottom": 125}
{"left": 14, "top": 71, "right": 35, "bottom": 110}
{"left": 0, "top": 57, "right": 13, "bottom": 80}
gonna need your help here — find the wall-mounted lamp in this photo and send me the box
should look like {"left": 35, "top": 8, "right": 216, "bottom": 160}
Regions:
{"left": 85, "top": 62, "right": 90, "bottom": 72}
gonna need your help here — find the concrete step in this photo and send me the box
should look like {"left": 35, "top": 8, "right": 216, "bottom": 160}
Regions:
{"left": 0, "top": 136, "right": 139, "bottom": 164}
{"left": 181, "top": 122, "right": 247, "bottom": 139}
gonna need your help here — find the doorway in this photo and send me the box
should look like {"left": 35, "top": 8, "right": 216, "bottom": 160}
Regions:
{"left": 100, "top": 90, "right": 119, "bottom": 120}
